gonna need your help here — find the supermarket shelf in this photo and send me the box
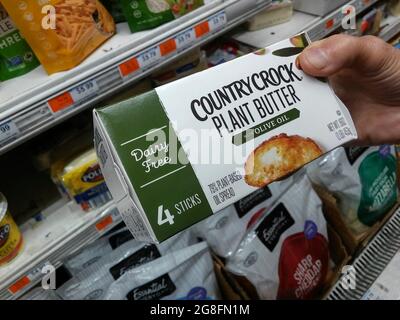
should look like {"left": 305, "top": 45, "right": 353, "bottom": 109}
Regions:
{"left": 379, "top": 15, "right": 400, "bottom": 42}
{"left": 233, "top": 10, "right": 320, "bottom": 48}
{"left": 0, "top": 200, "right": 121, "bottom": 300}
{"left": 0, "top": 0, "right": 272, "bottom": 156}
{"left": 327, "top": 206, "right": 400, "bottom": 300}
{"left": 234, "top": 0, "right": 380, "bottom": 49}
{"left": 305, "top": 0, "right": 380, "bottom": 41}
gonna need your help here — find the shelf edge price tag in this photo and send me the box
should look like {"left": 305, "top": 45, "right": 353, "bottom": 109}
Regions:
{"left": 194, "top": 21, "right": 210, "bottom": 38}
{"left": 96, "top": 214, "right": 114, "bottom": 232}
{"left": 208, "top": 11, "right": 227, "bottom": 32}
{"left": 119, "top": 57, "right": 140, "bottom": 78}
{"left": 137, "top": 46, "right": 161, "bottom": 69}
{"left": 9, "top": 276, "right": 31, "bottom": 295}
{"left": 175, "top": 29, "right": 196, "bottom": 50}
{"left": 70, "top": 80, "right": 99, "bottom": 103}
{"left": 47, "top": 80, "right": 99, "bottom": 114}
{"left": 0, "top": 120, "right": 20, "bottom": 145}
{"left": 159, "top": 38, "right": 177, "bottom": 56}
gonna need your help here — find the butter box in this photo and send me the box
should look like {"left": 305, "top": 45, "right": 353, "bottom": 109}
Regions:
{"left": 93, "top": 33, "right": 357, "bottom": 243}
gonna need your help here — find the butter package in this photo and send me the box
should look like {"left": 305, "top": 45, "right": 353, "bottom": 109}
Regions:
{"left": 93, "top": 33, "right": 357, "bottom": 243}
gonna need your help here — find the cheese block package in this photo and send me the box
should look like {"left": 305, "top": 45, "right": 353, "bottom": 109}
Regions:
{"left": 93, "top": 33, "right": 357, "bottom": 243}
{"left": 60, "top": 148, "right": 112, "bottom": 211}
{"left": 64, "top": 226, "right": 133, "bottom": 276}
{"left": 307, "top": 145, "right": 398, "bottom": 235}
{"left": 193, "top": 177, "right": 295, "bottom": 258}
{"left": 104, "top": 242, "right": 221, "bottom": 300}
{"left": 0, "top": 4, "right": 39, "bottom": 81}
{"left": 1, "top": 0, "right": 115, "bottom": 74}
{"left": 57, "top": 230, "right": 195, "bottom": 300}
{"left": 225, "top": 173, "right": 330, "bottom": 300}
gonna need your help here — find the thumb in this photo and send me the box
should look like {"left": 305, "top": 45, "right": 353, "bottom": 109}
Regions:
{"left": 297, "top": 34, "right": 396, "bottom": 77}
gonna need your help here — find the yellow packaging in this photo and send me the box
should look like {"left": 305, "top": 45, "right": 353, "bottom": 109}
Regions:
{"left": 61, "top": 149, "right": 112, "bottom": 211}
{"left": 1, "top": 0, "right": 116, "bottom": 74}
{"left": 0, "top": 193, "right": 23, "bottom": 266}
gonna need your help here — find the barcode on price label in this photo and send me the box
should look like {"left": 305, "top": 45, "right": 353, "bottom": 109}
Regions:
{"left": 0, "top": 120, "right": 20, "bottom": 145}
{"left": 208, "top": 12, "right": 227, "bottom": 31}
{"left": 137, "top": 47, "right": 161, "bottom": 69}
{"left": 70, "top": 80, "right": 99, "bottom": 103}
{"left": 175, "top": 29, "right": 196, "bottom": 50}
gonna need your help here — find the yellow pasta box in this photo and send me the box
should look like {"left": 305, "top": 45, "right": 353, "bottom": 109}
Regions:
{"left": 61, "top": 148, "right": 112, "bottom": 211}
{"left": 1, "top": 0, "right": 115, "bottom": 74}
{"left": 0, "top": 193, "right": 23, "bottom": 266}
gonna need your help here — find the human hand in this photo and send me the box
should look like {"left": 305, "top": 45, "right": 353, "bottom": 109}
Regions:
{"left": 297, "top": 34, "right": 400, "bottom": 145}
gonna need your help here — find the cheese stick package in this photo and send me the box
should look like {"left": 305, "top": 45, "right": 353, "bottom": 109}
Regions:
{"left": 226, "top": 173, "right": 330, "bottom": 300}
{"left": 1, "top": 0, "right": 115, "bottom": 74}
{"left": 104, "top": 242, "right": 221, "bottom": 300}
{"left": 0, "top": 4, "right": 39, "bottom": 81}
{"left": 94, "top": 33, "right": 357, "bottom": 243}
{"left": 57, "top": 230, "right": 195, "bottom": 300}
{"left": 64, "top": 227, "right": 133, "bottom": 276}
{"left": 307, "top": 145, "right": 398, "bottom": 235}
{"left": 193, "top": 177, "right": 294, "bottom": 258}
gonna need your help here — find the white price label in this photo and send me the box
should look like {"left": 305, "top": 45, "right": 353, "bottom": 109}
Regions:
{"left": 0, "top": 120, "right": 20, "bottom": 144}
{"left": 137, "top": 47, "right": 161, "bottom": 69}
{"left": 175, "top": 29, "right": 196, "bottom": 50}
{"left": 70, "top": 79, "right": 99, "bottom": 103}
{"left": 208, "top": 12, "right": 227, "bottom": 31}
{"left": 110, "top": 207, "right": 121, "bottom": 221}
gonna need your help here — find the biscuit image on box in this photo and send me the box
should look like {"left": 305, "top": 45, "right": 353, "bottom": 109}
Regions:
{"left": 244, "top": 134, "right": 323, "bottom": 187}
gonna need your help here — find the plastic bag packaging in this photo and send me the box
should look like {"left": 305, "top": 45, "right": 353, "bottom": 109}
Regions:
{"left": 0, "top": 4, "right": 39, "bottom": 81}
{"left": 307, "top": 145, "right": 398, "bottom": 235}
{"left": 1, "top": 0, "right": 115, "bottom": 74}
{"left": 120, "top": 0, "right": 204, "bottom": 33}
{"left": 101, "top": 0, "right": 126, "bottom": 23}
{"left": 57, "top": 230, "right": 195, "bottom": 299}
{"left": 64, "top": 226, "right": 133, "bottom": 276}
{"left": 104, "top": 242, "right": 221, "bottom": 300}
{"left": 193, "top": 176, "right": 296, "bottom": 259}
{"left": 226, "top": 173, "right": 330, "bottom": 300}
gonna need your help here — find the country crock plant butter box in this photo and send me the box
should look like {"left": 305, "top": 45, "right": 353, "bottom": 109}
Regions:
{"left": 93, "top": 33, "right": 357, "bottom": 243}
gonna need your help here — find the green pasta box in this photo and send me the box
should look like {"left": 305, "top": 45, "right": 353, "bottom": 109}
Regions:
{"left": 93, "top": 33, "right": 357, "bottom": 243}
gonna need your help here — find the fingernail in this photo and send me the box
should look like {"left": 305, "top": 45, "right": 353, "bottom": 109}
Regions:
{"left": 304, "top": 47, "right": 328, "bottom": 69}
{"left": 295, "top": 57, "right": 302, "bottom": 70}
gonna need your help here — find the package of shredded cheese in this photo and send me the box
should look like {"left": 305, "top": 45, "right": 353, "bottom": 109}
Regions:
{"left": 104, "top": 242, "right": 221, "bottom": 300}
{"left": 226, "top": 173, "right": 330, "bottom": 300}
{"left": 307, "top": 146, "right": 398, "bottom": 235}
{"left": 57, "top": 230, "right": 195, "bottom": 300}
{"left": 1, "top": 0, "right": 115, "bottom": 74}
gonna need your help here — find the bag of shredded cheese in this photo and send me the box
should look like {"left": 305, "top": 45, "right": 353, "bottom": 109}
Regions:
{"left": 57, "top": 230, "right": 194, "bottom": 300}
{"left": 1, "top": 0, "right": 115, "bottom": 74}
{"left": 193, "top": 177, "right": 294, "bottom": 258}
{"left": 104, "top": 242, "right": 221, "bottom": 300}
{"left": 307, "top": 145, "right": 398, "bottom": 235}
{"left": 226, "top": 173, "right": 330, "bottom": 300}
{"left": 120, "top": 0, "right": 204, "bottom": 33}
{"left": 64, "top": 226, "right": 133, "bottom": 276}
{"left": 0, "top": 4, "right": 39, "bottom": 81}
